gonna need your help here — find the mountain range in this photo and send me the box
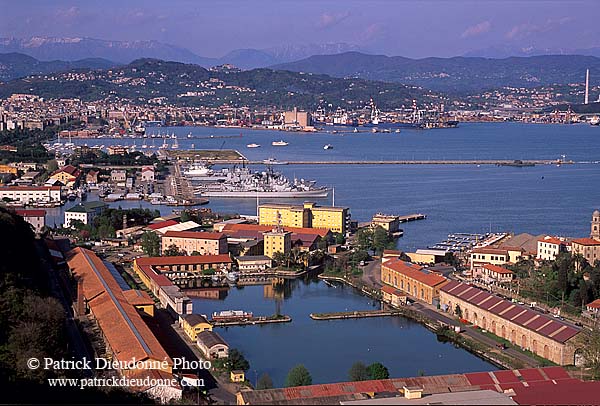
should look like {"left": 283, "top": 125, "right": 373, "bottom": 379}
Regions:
{"left": 0, "top": 58, "right": 444, "bottom": 110}
{"left": 0, "top": 37, "right": 362, "bottom": 69}
{"left": 0, "top": 53, "right": 115, "bottom": 82}
{"left": 272, "top": 52, "right": 600, "bottom": 93}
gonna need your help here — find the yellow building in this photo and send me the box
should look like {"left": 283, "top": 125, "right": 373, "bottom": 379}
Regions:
{"left": 0, "top": 164, "right": 18, "bottom": 175}
{"left": 230, "top": 370, "right": 245, "bottom": 383}
{"left": 263, "top": 229, "right": 292, "bottom": 259}
{"left": 122, "top": 289, "right": 155, "bottom": 317}
{"left": 179, "top": 314, "right": 213, "bottom": 342}
{"left": 259, "top": 202, "right": 349, "bottom": 234}
{"left": 381, "top": 259, "right": 448, "bottom": 305}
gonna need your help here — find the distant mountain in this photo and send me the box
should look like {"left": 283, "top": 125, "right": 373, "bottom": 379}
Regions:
{"left": 465, "top": 44, "right": 600, "bottom": 59}
{"left": 272, "top": 52, "right": 600, "bottom": 93}
{"left": 0, "top": 36, "right": 363, "bottom": 70}
{"left": 0, "top": 58, "right": 447, "bottom": 110}
{"left": 0, "top": 37, "right": 213, "bottom": 65}
{"left": 0, "top": 52, "right": 116, "bottom": 82}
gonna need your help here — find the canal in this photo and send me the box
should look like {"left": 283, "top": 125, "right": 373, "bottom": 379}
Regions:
{"left": 191, "top": 278, "right": 496, "bottom": 388}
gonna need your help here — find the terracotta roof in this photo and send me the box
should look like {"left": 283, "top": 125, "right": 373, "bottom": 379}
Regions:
{"left": 239, "top": 367, "right": 575, "bottom": 405}
{"left": 441, "top": 281, "right": 580, "bottom": 344}
{"left": 483, "top": 264, "right": 514, "bottom": 275}
{"left": 147, "top": 220, "right": 179, "bottom": 230}
{"left": 537, "top": 236, "right": 568, "bottom": 246}
{"left": 381, "top": 285, "right": 403, "bottom": 296}
{"left": 572, "top": 238, "right": 600, "bottom": 246}
{"left": 136, "top": 255, "right": 232, "bottom": 266}
{"left": 53, "top": 165, "right": 80, "bottom": 176}
{"left": 15, "top": 209, "right": 46, "bottom": 217}
{"left": 0, "top": 186, "right": 61, "bottom": 191}
{"left": 383, "top": 259, "right": 447, "bottom": 287}
{"left": 163, "top": 230, "right": 225, "bottom": 240}
{"left": 586, "top": 298, "right": 600, "bottom": 309}
{"left": 123, "top": 289, "right": 154, "bottom": 306}
{"left": 66, "top": 248, "right": 172, "bottom": 369}
{"left": 222, "top": 223, "right": 331, "bottom": 237}
{"left": 472, "top": 247, "right": 509, "bottom": 255}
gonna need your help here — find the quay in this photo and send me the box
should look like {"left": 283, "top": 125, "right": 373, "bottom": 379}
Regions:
{"left": 310, "top": 310, "right": 403, "bottom": 320}
{"left": 210, "top": 159, "right": 572, "bottom": 166}
{"left": 397, "top": 213, "right": 426, "bottom": 222}
{"left": 211, "top": 315, "right": 291, "bottom": 327}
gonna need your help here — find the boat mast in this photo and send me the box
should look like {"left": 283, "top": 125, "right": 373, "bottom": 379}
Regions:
{"left": 332, "top": 187, "right": 335, "bottom": 207}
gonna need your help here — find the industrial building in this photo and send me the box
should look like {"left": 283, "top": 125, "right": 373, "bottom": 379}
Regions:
{"left": 258, "top": 202, "right": 350, "bottom": 235}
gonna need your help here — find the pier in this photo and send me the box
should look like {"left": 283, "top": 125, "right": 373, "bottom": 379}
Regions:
{"left": 310, "top": 310, "right": 403, "bottom": 320}
{"left": 397, "top": 213, "right": 427, "bottom": 222}
{"left": 209, "top": 159, "right": 571, "bottom": 166}
{"left": 211, "top": 315, "right": 291, "bottom": 327}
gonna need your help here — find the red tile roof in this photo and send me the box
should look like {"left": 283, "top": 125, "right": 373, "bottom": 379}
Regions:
{"left": 472, "top": 247, "right": 508, "bottom": 255}
{"left": 572, "top": 238, "right": 600, "bottom": 246}
{"left": 537, "top": 236, "right": 567, "bottom": 245}
{"left": 442, "top": 281, "right": 580, "bottom": 343}
{"left": 586, "top": 298, "right": 600, "bottom": 309}
{"left": 136, "top": 254, "right": 232, "bottom": 266}
{"left": 163, "top": 230, "right": 225, "bottom": 240}
{"left": 0, "top": 186, "right": 61, "bottom": 191}
{"left": 15, "top": 209, "right": 46, "bottom": 217}
{"left": 53, "top": 165, "right": 80, "bottom": 177}
{"left": 511, "top": 380, "right": 600, "bottom": 405}
{"left": 381, "top": 285, "right": 403, "bottom": 296}
{"left": 147, "top": 220, "right": 178, "bottom": 230}
{"left": 222, "top": 223, "right": 331, "bottom": 237}
{"left": 383, "top": 259, "right": 448, "bottom": 287}
{"left": 483, "top": 264, "right": 514, "bottom": 275}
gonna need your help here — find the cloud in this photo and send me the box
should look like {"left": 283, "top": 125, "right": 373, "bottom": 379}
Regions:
{"left": 317, "top": 11, "right": 351, "bottom": 29}
{"left": 461, "top": 21, "right": 491, "bottom": 38}
{"left": 506, "top": 17, "right": 574, "bottom": 40}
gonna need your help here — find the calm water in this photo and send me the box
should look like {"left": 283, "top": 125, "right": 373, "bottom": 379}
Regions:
{"left": 192, "top": 280, "right": 496, "bottom": 387}
{"left": 60, "top": 122, "right": 600, "bottom": 384}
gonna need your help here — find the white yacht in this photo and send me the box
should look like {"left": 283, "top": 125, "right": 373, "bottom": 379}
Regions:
{"left": 272, "top": 140, "right": 289, "bottom": 146}
{"left": 323, "top": 144, "right": 333, "bottom": 150}
{"left": 247, "top": 143, "right": 261, "bottom": 148}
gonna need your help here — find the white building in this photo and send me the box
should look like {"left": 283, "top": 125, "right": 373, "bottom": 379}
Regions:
{"left": 0, "top": 186, "right": 61, "bottom": 204}
{"left": 15, "top": 209, "right": 46, "bottom": 233}
{"left": 537, "top": 236, "right": 570, "bottom": 261}
{"left": 64, "top": 201, "right": 107, "bottom": 228}
{"left": 141, "top": 166, "right": 155, "bottom": 182}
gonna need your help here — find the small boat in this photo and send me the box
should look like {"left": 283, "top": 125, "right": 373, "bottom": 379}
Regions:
{"left": 323, "top": 144, "right": 333, "bottom": 150}
{"left": 247, "top": 143, "right": 261, "bottom": 148}
{"left": 353, "top": 128, "right": 359, "bottom": 133}
{"left": 395, "top": 129, "right": 401, "bottom": 133}
{"left": 263, "top": 158, "right": 289, "bottom": 165}
{"left": 371, "top": 128, "right": 378, "bottom": 133}
{"left": 272, "top": 140, "right": 289, "bottom": 146}
{"left": 187, "top": 132, "right": 193, "bottom": 138}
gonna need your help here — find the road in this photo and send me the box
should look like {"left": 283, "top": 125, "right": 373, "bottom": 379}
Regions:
{"left": 361, "top": 259, "right": 382, "bottom": 289}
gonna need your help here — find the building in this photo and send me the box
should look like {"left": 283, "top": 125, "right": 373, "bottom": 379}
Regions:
{"left": 591, "top": 209, "right": 600, "bottom": 240}
{"left": 0, "top": 185, "right": 61, "bottom": 205}
{"left": 49, "top": 165, "right": 80, "bottom": 188}
{"left": 236, "top": 366, "right": 589, "bottom": 405}
{"left": 586, "top": 298, "right": 600, "bottom": 316}
{"left": 571, "top": 238, "right": 600, "bottom": 266}
{"left": 259, "top": 202, "right": 350, "bottom": 235}
{"left": 161, "top": 230, "right": 228, "bottom": 255}
{"left": 470, "top": 247, "right": 510, "bottom": 277}
{"left": 179, "top": 314, "right": 213, "bottom": 342}
{"left": 152, "top": 220, "right": 202, "bottom": 235}
{"left": 196, "top": 331, "right": 229, "bottom": 359}
{"left": 381, "top": 259, "right": 448, "bottom": 305}
{"left": 381, "top": 285, "right": 406, "bottom": 307}
{"left": 481, "top": 264, "right": 514, "bottom": 283}
{"left": 64, "top": 201, "right": 107, "bottom": 228}
{"left": 85, "top": 170, "right": 99, "bottom": 185}
{"left": 141, "top": 166, "right": 155, "bottom": 182}
{"left": 537, "top": 236, "right": 570, "bottom": 261}
{"left": 263, "top": 228, "right": 292, "bottom": 259}
{"left": 230, "top": 370, "right": 245, "bottom": 383}
{"left": 371, "top": 213, "right": 401, "bottom": 233}
{"left": 235, "top": 255, "right": 273, "bottom": 273}
{"left": 111, "top": 169, "right": 127, "bottom": 183}
{"left": 66, "top": 248, "right": 181, "bottom": 402}
{"left": 122, "top": 289, "right": 155, "bottom": 317}
{"left": 283, "top": 107, "right": 311, "bottom": 128}
{"left": 439, "top": 281, "right": 581, "bottom": 365}
{"left": 132, "top": 257, "right": 194, "bottom": 315}
{"left": 0, "top": 164, "right": 18, "bottom": 175}
{"left": 15, "top": 209, "right": 46, "bottom": 233}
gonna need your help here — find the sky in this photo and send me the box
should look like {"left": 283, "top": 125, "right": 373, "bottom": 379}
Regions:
{"left": 1, "top": 0, "right": 599, "bottom": 58}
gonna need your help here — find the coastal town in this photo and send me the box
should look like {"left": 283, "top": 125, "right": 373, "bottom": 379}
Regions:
{"left": 4, "top": 2, "right": 600, "bottom": 405}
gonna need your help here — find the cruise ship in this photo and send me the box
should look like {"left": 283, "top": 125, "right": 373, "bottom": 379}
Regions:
{"left": 193, "top": 166, "right": 328, "bottom": 198}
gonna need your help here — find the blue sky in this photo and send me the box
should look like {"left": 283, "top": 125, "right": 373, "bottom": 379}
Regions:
{"left": 1, "top": 0, "right": 598, "bottom": 58}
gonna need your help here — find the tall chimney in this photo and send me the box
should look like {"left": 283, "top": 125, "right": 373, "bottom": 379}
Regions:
{"left": 585, "top": 69, "right": 590, "bottom": 104}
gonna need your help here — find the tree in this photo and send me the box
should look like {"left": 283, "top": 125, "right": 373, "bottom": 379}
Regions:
{"left": 367, "top": 362, "right": 389, "bottom": 380}
{"left": 372, "top": 226, "right": 391, "bottom": 255}
{"left": 140, "top": 231, "right": 160, "bottom": 257}
{"left": 454, "top": 304, "right": 462, "bottom": 318}
{"left": 227, "top": 349, "right": 250, "bottom": 372}
{"left": 272, "top": 251, "right": 286, "bottom": 266}
{"left": 46, "top": 159, "right": 58, "bottom": 172}
{"left": 285, "top": 364, "right": 312, "bottom": 387}
{"left": 582, "top": 326, "right": 600, "bottom": 379}
{"left": 348, "top": 362, "right": 370, "bottom": 381}
{"left": 256, "top": 372, "right": 273, "bottom": 390}
{"left": 163, "top": 244, "right": 183, "bottom": 257}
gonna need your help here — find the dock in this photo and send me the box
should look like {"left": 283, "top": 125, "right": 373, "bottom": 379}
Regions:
{"left": 397, "top": 213, "right": 426, "bottom": 222}
{"left": 209, "top": 159, "right": 571, "bottom": 166}
{"left": 310, "top": 310, "right": 403, "bottom": 320}
{"left": 212, "top": 315, "right": 291, "bottom": 327}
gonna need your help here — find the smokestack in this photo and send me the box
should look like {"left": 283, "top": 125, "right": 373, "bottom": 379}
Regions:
{"left": 585, "top": 69, "right": 590, "bottom": 104}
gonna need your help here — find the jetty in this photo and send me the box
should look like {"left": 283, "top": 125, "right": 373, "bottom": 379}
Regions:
{"left": 310, "top": 310, "right": 403, "bottom": 320}
{"left": 210, "top": 159, "right": 571, "bottom": 166}
{"left": 212, "top": 315, "right": 291, "bottom": 327}
{"left": 397, "top": 213, "right": 426, "bottom": 222}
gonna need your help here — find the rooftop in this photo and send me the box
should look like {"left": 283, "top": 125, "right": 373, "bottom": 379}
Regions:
{"left": 163, "top": 230, "right": 225, "bottom": 240}
{"left": 572, "top": 237, "right": 600, "bottom": 246}
{"left": 483, "top": 264, "right": 514, "bottom": 275}
{"left": 383, "top": 259, "right": 448, "bottom": 287}
{"left": 197, "top": 330, "right": 227, "bottom": 347}
{"left": 136, "top": 254, "right": 232, "bottom": 267}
